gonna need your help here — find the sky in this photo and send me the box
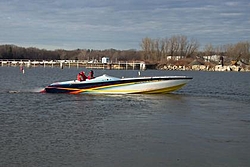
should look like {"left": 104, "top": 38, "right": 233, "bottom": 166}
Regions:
{"left": 0, "top": 0, "right": 249, "bottom": 50}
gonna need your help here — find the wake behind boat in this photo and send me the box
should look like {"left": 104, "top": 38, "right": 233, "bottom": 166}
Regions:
{"left": 41, "top": 74, "right": 192, "bottom": 94}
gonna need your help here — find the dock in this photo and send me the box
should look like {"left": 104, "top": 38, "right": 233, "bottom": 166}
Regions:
{"left": 0, "top": 59, "right": 146, "bottom": 70}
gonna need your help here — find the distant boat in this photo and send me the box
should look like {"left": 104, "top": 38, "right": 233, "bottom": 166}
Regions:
{"left": 41, "top": 74, "right": 192, "bottom": 94}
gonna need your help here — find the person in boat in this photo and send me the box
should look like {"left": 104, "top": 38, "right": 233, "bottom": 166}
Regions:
{"left": 88, "top": 70, "right": 94, "bottom": 79}
{"left": 77, "top": 71, "right": 87, "bottom": 81}
{"left": 80, "top": 71, "right": 87, "bottom": 81}
{"left": 77, "top": 72, "right": 82, "bottom": 81}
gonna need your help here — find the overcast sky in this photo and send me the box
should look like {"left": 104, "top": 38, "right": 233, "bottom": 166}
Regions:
{"left": 0, "top": 0, "right": 249, "bottom": 50}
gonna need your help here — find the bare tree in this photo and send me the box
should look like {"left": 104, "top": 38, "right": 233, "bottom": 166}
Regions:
{"left": 168, "top": 35, "right": 179, "bottom": 57}
{"left": 224, "top": 41, "right": 250, "bottom": 63}
{"left": 184, "top": 38, "right": 199, "bottom": 58}
{"left": 160, "top": 38, "right": 168, "bottom": 61}
{"left": 141, "top": 37, "right": 152, "bottom": 60}
{"left": 204, "top": 43, "right": 214, "bottom": 56}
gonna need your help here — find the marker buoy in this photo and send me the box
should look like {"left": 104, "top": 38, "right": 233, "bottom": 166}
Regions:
{"left": 20, "top": 66, "right": 25, "bottom": 74}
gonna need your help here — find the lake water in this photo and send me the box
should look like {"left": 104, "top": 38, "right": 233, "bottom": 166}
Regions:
{"left": 0, "top": 66, "right": 250, "bottom": 167}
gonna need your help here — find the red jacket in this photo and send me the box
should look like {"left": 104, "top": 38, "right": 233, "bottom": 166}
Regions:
{"left": 77, "top": 73, "right": 82, "bottom": 81}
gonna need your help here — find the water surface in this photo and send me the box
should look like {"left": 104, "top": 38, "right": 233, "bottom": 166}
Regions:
{"left": 0, "top": 67, "right": 249, "bottom": 167}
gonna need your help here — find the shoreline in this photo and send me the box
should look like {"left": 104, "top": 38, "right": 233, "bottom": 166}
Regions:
{"left": 1, "top": 59, "right": 249, "bottom": 72}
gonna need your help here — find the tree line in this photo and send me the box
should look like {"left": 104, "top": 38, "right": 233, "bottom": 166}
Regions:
{"left": 203, "top": 41, "right": 250, "bottom": 63}
{"left": 0, "top": 45, "right": 141, "bottom": 62}
{"left": 1, "top": 35, "right": 249, "bottom": 65}
{"left": 140, "top": 35, "right": 199, "bottom": 62}
{"left": 140, "top": 35, "right": 250, "bottom": 64}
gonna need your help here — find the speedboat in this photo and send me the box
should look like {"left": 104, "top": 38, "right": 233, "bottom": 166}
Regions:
{"left": 41, "top": 74, "right": 192, "bottom": 94}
